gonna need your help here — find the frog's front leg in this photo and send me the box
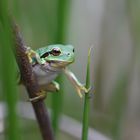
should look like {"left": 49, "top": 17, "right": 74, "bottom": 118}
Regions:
{"left": 63, "top": 68, "right": 90, "bottom": 98}
{"left": 40, "top": 81, "right": 60, "bottom": 92}
{"left": 25, "top": 47, "right": 45, "bottom": 65}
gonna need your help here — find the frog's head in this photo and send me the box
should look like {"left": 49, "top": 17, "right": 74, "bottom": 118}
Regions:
{"left": 36, "top": 44, "right": 75, "bottom": 68}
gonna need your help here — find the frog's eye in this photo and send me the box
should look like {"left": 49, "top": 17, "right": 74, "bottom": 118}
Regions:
{"left": 50, "top": 48, "right": 61, "bottom": 56}
{"left": 40, "top": 52, "right": 49, "bottom": 58}
{"left": 73, "top": 48, "right": 75, "bottom": 53}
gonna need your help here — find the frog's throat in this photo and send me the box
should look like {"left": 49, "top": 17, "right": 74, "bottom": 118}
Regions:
{"left": 49, "top": 61, "right": 73, "bottom": 68}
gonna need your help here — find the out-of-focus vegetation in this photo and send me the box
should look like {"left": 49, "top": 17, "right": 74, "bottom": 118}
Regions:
{"left": 0, "top": 0, "right": 140, "bottom": 140}
{"left": 0, "top": 0, "right": 20, "bottom": 140}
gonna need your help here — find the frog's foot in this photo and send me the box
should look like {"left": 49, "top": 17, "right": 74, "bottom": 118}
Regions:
{"left": 25, "top": 47, "right": 45, "bottom": 65}
{"left": 46, "top": 81, "right": 60, "bottom": 92}
{"left": 77, "top": 85, "right": 91, "bottom": 98}
{"left": 28, "top": 90, "right": 46, "bottom": 102}
{"left": 82, "top": 85, "right": 91, "bottom": 93}
{"left": 40, "top": 81, "right": 60, "bottom": 92}
{"left": 25, "top": 47, "right": 36, "bottom": 63}
{"left": 52, "top": 81, "right": 60, "bottom": 91}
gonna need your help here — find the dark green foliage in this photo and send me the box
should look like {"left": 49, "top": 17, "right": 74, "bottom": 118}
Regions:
{"left": 0, "top": 0, "right": 20, "bottom": 140}
{"left": 51, "top": 0, "right": 71, "bottom": 135}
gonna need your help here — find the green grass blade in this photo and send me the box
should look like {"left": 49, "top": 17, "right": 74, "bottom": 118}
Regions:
{"left": 0, "top": 1, "right": 20, "bottom": 140}
{"left": 51, "top": 0, "right": 70, "bottom": 135}
{"left": 82, "top": 48, "right": 92, "bottom": 140}
{"left": 51, "top": 85, "right": 63, "bottom": 134}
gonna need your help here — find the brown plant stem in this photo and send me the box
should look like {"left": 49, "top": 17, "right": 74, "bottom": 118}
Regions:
{"left": 12, "top": 22, "right": 54, "bottom": 140}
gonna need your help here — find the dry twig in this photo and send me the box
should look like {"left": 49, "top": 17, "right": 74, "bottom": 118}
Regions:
{"left": 12, "top": 22, "right": 54, "bottom": 140}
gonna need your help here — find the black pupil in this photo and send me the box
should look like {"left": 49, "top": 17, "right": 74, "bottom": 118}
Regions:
{"left": 50, "top": 48, "right": 61, "bottom": 56}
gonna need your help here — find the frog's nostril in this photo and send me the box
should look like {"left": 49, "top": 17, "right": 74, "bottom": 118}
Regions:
{"left": 67, "top": 53, "right": 70, "bottom": 56}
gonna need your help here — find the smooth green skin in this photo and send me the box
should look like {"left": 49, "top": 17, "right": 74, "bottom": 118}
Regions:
{"left": 27, "top": 44, "right": 89, "bottom": 100}
{"left": 36, "top": 44, "right": 75, "bottom": 63}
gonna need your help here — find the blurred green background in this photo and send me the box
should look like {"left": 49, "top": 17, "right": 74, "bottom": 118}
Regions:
{"left": 0, "top": 0, "right": 140, "bottom": 140}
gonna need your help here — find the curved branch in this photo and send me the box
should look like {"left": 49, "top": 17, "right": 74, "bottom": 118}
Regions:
{"left": 12, "top": 21, "right": 54, "bottom": 140}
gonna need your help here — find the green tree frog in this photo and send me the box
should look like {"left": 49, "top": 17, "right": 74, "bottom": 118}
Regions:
{"left": 26, "top": 44, "right": 90, "bottom": 102}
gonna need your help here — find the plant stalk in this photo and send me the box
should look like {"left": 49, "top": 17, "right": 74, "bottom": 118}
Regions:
{"left": 82, "top": 48, "right": 92, "bottom": 140}
{"left": 12, "top": 22, "right": 54, "bottom": 140}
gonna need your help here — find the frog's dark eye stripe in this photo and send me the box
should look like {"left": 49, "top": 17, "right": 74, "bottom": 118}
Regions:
{"left": 40, "top": 52, "right": 49, "bottom": 58}
{"left": 50, "top": 48, "right": 61, "bottom": 56}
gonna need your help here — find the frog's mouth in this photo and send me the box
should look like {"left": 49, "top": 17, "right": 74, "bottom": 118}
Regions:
{"left": 47, "top": 60, "right": 73, "bottom": 68}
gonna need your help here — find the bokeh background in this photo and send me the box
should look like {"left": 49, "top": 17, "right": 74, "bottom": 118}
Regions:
{"left": 0, "top": 0, "right": 140, "bottom": 140}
